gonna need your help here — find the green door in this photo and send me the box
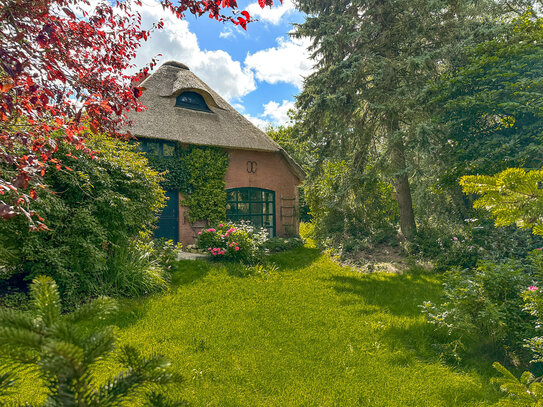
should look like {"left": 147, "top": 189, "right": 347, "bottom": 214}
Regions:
{"left": 155, "top": 190, "right": 179, "bottom": 242}
{"left": 226, "top": 188, "right": 276, "bottom": 236}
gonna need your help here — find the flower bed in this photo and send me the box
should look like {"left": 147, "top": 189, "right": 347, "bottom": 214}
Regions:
{"left": 196, "top": 222, "right": 269, "bottom": 263}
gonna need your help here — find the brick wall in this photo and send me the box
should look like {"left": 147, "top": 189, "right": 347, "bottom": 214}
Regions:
{"left": 178, "top": 148, "right": 301, "bottom": 246}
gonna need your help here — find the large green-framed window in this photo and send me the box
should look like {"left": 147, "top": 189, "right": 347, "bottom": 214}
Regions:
{"left": 226, "top": 188, "right": 275, "bottom": 236}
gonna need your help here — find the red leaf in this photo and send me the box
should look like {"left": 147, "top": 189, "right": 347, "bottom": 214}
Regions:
{"left": 0, "top": 81, "right": 14, "bottom": 93}
{"left": 237, "top": 17, "right": 247, "bottom": 29}
{"left": 241, "top": 10, "right": 250, "bottom": 20}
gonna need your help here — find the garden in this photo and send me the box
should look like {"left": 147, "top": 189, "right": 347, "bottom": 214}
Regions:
{"left": 2, "top": 0, "right": 543, "bottom": 406}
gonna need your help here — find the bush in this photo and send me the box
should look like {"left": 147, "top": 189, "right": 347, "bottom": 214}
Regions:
{"left": 305, "top": 160, "right": 399, "bottom": 251}
{"left": 0, "top": 133, "right": 167, "bottom": 306}
{"left": 263, "top": 237, "right": 305, "bottom": 253}
{"left": 196, "top": 221, "right": 269, "bottom": 263}
{"left": 407, "top": 218, "right": 543, "bottom": 272}
{"left": 422, "top": 259, "right": 535, "bottom": 364}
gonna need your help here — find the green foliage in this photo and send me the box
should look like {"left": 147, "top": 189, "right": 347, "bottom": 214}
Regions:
{"left": 0, "top": 133, "right": 167, "bottom": 306}
{"left": 305, "top": 160, "right": 399, "bottom": 251}
{"left": 432, "top": 11, "right": 543, "bottom": 180}
{"left": 196, "top": 222, "right": 269, "bottom": 263}
{"left": 144, "top": 143, "right": 228, "bottom": 223}
{"left": 492, "top": 362, "right": 543, "bottom": 406}
{"left": 417, "top": 10, "right": 543, "bottom": 234}
{"left": 262, "top": 237, "right": 305, "bottom": 253}
{"left": 0, "top": 276, "right": 182, "bottom": 406}
{"left": 461, "top": 168, "right": 543, "bottom": 236}
{"left": 422, "top": 260, "right": 535, "bottom": 364}
{"left": 292, "top": 0, "right": 503, "bottom": 240}
{"left": 182, "top": 147, "right": 228, "bottom": 223}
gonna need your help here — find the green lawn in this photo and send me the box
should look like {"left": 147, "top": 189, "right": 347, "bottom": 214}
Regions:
{"left": 14, "top": 247, "right": 502, "bottom": 406}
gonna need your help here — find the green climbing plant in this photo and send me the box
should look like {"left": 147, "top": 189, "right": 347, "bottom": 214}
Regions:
{"left": 143, "top": 141, "right": 228, "bottom": 223}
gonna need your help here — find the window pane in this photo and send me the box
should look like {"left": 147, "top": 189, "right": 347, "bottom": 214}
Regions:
{"left": 251, "top": 202, "right": 262, "bottom": 215}
{"left": 263, "top": 203, "right": 273, "bottom": 214}
{"left": 263, "top": 191, "right": 273, "bottom": 202}
{"left": 250, "top": 190, "right": 262, "bottom": 201}
{"left": 227, "top": 190, "right": 237, "bottom": 201}
{"left": 146, "top": 142, "right": 159, "bottom": 156}
{"left": 238, "top": 203, "right": 249, "bottom": 215}
{"left": 163, "top": 144, "right": 175, "bottom": 157}
{"left": 249, "top": 215, "right": 261, "bottom": 227}
{"left": 238, "top": 190, "right": 249, "bottom": 202}
{"left": 263, "top": 215, "right": 273, "bottom": 227}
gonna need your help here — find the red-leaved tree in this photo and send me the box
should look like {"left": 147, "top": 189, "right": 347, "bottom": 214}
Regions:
{"left": 0, "top": 0, "right": 277, "bottom": 228}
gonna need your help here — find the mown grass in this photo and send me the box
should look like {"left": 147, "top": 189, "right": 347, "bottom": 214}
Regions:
{"left": 12, "top": 247, "right": 502, "bottom": 406}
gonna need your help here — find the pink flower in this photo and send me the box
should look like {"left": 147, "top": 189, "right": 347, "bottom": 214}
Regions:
{"left": 198, "top": 231, "right": 202, "bottom": 235}
{"left": 234, "top": 246, "right": 240, "bottom": 251}
{"left": 452, "top": 237, "right": 458, "bottom": 241}
{"left": 537, "top": 248, "right": 543, "bottom": 251}
{"left": 529, "top": 286, "right": 539, "bottom": 291}
{"left": 221, "top": 234, "right": 225, "bottom": 238}
{"left": 205, "top": 228, "right": 216, "bottom": 232}
{"left": 219, "top": 223, "right": 223, "bottom": 227}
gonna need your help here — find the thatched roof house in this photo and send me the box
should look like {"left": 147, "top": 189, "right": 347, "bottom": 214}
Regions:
{"left": 129, "top": 61, "right": 304, "bottom": 244}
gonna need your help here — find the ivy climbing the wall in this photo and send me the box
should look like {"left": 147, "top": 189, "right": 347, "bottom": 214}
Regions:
{"left": 140, "top": 139, "right": 228, "bottom": 224}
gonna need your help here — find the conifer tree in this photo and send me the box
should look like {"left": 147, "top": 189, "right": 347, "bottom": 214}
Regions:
{"left": 0, "top": 276, "right": 182, "bottom": 406}
{"left": 292, "top": 0, "right": 517, "bottom": 239}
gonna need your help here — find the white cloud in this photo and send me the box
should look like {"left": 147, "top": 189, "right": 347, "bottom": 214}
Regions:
{"left": 243, "top": 113, "right": 271, "bottom": 130}
{"left": 244, "top": 36, "right": 313, "bottom": 89}
{"left": 219, "top": 28, "right": 235, "bottom": 39}
{"left": 131, "top": 1, "right": 256, "bottom": 101}
{"left": 262, "top": 100, "right": 294, "bottom": 126}
{"left": 245, "top": 0, "right": 296, "bottom": 25}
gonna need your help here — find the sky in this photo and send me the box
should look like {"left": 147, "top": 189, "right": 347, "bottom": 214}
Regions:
{"left": 130, "top": 0, "right": 314, "bottom": 129}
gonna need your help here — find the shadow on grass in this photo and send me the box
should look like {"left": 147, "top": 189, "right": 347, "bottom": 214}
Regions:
{"left": 327, "top": 271, "right": 442, "bottom": 317}
{"left": 266, "top": 247, "right": 322, "bottom": 271}
{"left": 171, "top": 259, "right": 213, "bottom": 286}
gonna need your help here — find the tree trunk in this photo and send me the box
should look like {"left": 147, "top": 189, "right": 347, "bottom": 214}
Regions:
{"left": 390, "top": 140, "right": 417, "bottom": 240}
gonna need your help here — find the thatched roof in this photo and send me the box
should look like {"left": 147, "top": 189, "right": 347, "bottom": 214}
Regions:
{"left": 128, "top": 61, "right": 304, "bottom": 180}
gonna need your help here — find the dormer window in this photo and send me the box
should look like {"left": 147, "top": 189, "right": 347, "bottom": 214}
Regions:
{"left": 175, "top": 91, "right": 211, "bottom": 112}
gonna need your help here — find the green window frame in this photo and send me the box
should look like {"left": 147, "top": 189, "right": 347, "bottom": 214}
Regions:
{"left": 226, "top": 187, "right": 276, "bottom": 236}
{"left": 136, "top": 138, "right": 176, "bottom": 157}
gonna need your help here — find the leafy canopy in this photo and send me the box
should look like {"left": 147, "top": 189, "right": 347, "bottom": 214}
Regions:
{"left": 461, "top": 168, "right": 543, "bottom": 236}
{"left": 0, "top": 0, "right": 278, "bottom": 226}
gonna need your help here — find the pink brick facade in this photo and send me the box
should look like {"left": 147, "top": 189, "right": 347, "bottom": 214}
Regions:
{"left": 178, "top": 148, "right": 301, "bottom": 246}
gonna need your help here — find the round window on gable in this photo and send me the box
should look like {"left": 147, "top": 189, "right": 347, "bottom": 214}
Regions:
{"left": 175, "top": 91, "right": 212, "bottom": 112}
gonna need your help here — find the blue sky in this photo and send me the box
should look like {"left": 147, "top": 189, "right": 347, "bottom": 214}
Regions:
{"left": 130, "top": 0, "right": 313, "bottom": 129}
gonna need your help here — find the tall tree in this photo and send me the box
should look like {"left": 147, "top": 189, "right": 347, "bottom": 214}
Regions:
{"left": 293, "top": 0, "right": 500, "bottom": 240}
{"left": 430, "top": 10, "right": 543, "bottom": 184}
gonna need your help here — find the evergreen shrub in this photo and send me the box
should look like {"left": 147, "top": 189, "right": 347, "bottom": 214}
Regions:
{"left": 0, "top": 276, "right": 182, "bottom": 406}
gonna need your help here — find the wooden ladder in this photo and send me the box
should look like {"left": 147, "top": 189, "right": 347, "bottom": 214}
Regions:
{"left": 280, "top": 197, "right": 296, "bottom": 235}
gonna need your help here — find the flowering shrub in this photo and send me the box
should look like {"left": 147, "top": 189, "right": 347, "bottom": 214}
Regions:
{"left": 196, "top": 221, "right": 269, "bottom": 263}
{"left": 422, "top": 259, "right": 535, "bottom": 364}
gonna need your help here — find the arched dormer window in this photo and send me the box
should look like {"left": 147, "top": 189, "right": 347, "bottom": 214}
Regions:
{"left": 175, "top": 91, "right": 211, "bottom": 112}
